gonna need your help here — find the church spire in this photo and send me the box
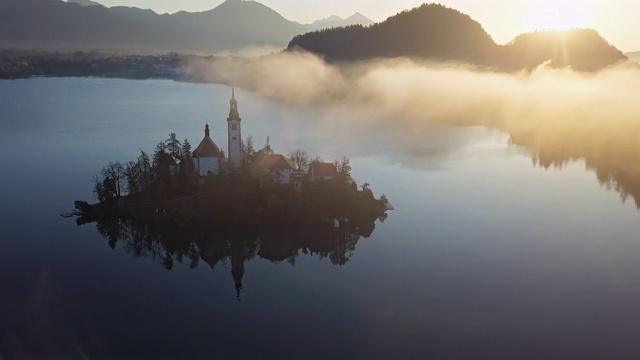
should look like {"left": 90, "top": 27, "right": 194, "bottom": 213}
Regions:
{"left": 228, "top": 87, "right": 241, "bottom": 121}
{"left": 205, "top": 122, "right": 210, "bottom": 137}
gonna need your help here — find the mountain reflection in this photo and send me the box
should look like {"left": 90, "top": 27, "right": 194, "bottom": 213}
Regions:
{"left": 78, "top": 216, "right": 381, "bottom": 300}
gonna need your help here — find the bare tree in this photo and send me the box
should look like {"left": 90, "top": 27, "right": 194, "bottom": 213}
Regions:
{"left": 102, "top": 161, "right": 126, "bottom": 197}
{"left": 288, "top": 148, "right": 309, "bottom": 171}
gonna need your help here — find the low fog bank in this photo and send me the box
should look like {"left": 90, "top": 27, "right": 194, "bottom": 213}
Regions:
{"left": 189, "top": 52, "right": 640, "bottom": 206}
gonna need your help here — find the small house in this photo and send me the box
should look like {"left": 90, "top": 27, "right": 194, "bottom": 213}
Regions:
{"left": 257, "top": 154, "right": 296, "bottom": 185}
{"left": 310, "top": 162, "right": 338, "bottom": 181}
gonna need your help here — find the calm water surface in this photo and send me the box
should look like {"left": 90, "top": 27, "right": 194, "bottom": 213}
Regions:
{"left": 1, "top": 78, "right": 640, "bottom": 359}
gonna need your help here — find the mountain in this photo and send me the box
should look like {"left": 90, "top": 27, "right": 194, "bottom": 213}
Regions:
{"left": 66, "top": 0, "right": 102, "bottom": 6}
{"left": 501, "top": 29, "right": 628, "bottom": 72}
{"left": 289, "top": 4, "right": 498, "bottom": 64}
{"left": 311, "top": 13, "right": 374, "bottom": 30}
{"left": 287, "top": 4, "right": 628, "bottom": 71}
{"left": 0, "top": 0, "right": 308, "bottom": 53}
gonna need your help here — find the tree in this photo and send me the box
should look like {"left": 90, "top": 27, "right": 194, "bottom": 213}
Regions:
{"left": 125, "top": 160, "right": 141, "bottom": 194}
{"left": 242, "top": 136, "right": 255, "bottom": 168}
{"left": 309, "top": 155, "right": 323, "bottom": 165}
{"left": 288, "top": 148, "right": 309, "bottom": 171}
{"left": 261, "top": 137, "right": 274, "bottom": 155}
{"left": 101, "top": 161, "right": 126, "bottom": 197}
{"left": 152, "top": 141, "right": 168, "bottom": 170}
{"left": 166, "top": 132, "right": 181, "bottom": 157}
{"left": 334, "top": 156, "right": 355, "bottom": 187}
{"left": 93, "top": 161, "right": 125, "bottom": 201}
{"left": 136, "top": 150, "right": 153, "bottom": 187}
{"left": 181, "top": 138, "right": 194, "bottom": 173}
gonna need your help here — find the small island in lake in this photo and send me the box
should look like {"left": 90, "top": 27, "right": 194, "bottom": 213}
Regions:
{"left": 68, "top": 88, "right": 391, "bottom": 229}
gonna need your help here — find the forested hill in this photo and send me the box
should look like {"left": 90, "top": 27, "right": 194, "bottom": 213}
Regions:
{"left": 500, "top": 29, "right": 628, "bottom": 71}
{"left": 288, "top": 4, "right": 497, "bottom": 65}
{"left": 287, "top": 4, "right": 628, "bottom": 71}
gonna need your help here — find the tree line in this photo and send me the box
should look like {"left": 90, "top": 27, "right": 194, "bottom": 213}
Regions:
{"left": 93, "top": 133, "right": 193, "bottom": 201}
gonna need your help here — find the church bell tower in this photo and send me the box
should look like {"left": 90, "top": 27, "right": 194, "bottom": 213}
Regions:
{"left": 227, "top": 87, "right": 242, "bottom": 170}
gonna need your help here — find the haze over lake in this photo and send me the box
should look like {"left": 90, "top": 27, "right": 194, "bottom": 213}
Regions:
{"left": 2, "top": 78, "right": 640, "bottom": 359}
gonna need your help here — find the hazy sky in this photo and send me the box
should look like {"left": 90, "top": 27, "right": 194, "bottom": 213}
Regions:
{"left": 90, "top": 0, "right": 640, "bottom": 51}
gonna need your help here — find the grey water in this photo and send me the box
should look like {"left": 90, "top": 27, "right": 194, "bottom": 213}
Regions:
{"left": 2, "top": 78, "right": 640, "bottom": 359}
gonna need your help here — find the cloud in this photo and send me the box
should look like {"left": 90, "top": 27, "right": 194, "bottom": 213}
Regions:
{"left": 188, "top": 52, "right": 640, "bottom": 205}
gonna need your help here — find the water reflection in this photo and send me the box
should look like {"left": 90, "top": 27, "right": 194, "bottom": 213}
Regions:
{"left": 79, "top": 216, "right": 380, "bottom": 300}
{"left": 510, "top": 129, "right": 640, "bottom": 208}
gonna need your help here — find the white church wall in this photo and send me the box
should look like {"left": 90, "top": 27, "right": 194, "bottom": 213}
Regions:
{"left": 197, "top": 157, "right": 220, "bottom": 176}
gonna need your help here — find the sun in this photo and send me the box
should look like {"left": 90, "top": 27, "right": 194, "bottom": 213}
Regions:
{"left": 524, "top": 0, "right": 597, "bottom": 31}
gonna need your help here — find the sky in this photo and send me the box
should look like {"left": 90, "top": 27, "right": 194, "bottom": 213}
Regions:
{"left": 89, "top": 0, "right": 640, "bottom": 51}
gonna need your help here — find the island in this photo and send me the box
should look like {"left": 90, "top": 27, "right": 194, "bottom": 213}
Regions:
{"left": 67, "top": 88, "right": 391, "bottom": 230}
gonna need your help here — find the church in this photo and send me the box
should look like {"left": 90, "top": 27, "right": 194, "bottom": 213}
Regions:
{"left": 190, "top": 87, "right": 337, "bottom": 185}
{"left": 192, "top": 88, "right": 243, "bottom": 176}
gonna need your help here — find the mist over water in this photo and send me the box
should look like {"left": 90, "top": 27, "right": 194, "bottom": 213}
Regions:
{"left": 192, "top": 52, "right": 640, "bottom": 205}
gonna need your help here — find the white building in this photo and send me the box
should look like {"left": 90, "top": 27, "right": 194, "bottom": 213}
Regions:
{"left": 192, "top": 123, "right": 225, "bottom": 176}
{"left": 227, "top": 87, "right": 243, "bottom": 170}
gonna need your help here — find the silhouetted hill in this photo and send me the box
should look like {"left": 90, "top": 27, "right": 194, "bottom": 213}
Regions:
{"left": 0, "top": 0, "right": 308, "bottom": 53}
{"left": 311, "top": 13, "right": 374, "bottom": 31}
{"left": 287, "top": 4, "right": 627, "bottom": 71}
{"left": 500, "top": 29, "right": 628, "bottom": 71}
{"left": 288, "top": 4, "right": 497, "bottom": 64}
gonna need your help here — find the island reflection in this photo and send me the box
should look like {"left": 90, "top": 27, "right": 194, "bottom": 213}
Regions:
{"left": 78, "top": 216, "right": 383, "bottom": 300}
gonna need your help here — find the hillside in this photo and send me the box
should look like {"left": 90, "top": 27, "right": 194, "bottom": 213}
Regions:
{"left": 287, "top": 4, "right": 628, "bottom": 71}
{"left": 0, "top": 0, "right": 307, "bottom": 53}
{"left": 288, "top": 4, "right": 497, "bottom": 64}
{"left": 500, "top": 29, "right": 628, "bottom": 71}
{"left": 0, "top": 0, "right": 374, "bottom": 54}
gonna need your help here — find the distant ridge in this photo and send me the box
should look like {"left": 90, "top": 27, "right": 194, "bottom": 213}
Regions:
{"left": 311, "top": 13, "right": 374, "bottom": 30}
{"left": 66, "top": 0, "right": 102, "bottom": 7}
{"left": 288, "top": 4, "right": 628, "bottom": 71}
{"left": 0, "top": 0, "right": 307, "bottom": 53}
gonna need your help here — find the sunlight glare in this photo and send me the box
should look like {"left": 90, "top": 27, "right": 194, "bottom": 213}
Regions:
{"left": 524, "top": 0, "right": 596, "bottom": 31}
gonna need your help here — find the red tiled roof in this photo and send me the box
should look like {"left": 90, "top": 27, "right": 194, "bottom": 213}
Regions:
{"left": 258, "top": 154, "right": 295, "bottom": 171}
{"left": 311, "top": 162, "right": 338, "bottom": 177}
{"left": 193, "top": 136, "right": 224, "bottom": 158}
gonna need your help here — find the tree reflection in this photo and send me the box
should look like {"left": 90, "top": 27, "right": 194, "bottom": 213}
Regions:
{"left": 77, "top": 215, "right": 378, "bottom": 300}
{"left": 511, "top": 130, "right": 640, "bottom": 208}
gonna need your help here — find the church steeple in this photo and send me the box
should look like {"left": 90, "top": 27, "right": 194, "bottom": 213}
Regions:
{"left": 228, "top": 87, "right": 241, "bottom": 121}
{"left": 204, "top": 123, "right": 210, "bottom": 137}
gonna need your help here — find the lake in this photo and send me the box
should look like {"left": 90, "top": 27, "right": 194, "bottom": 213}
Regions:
{"left": 2, "top": 78, "right": 640, "bottom": 359}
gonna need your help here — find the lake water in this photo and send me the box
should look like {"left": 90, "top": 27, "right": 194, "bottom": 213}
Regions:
{"left": 2, "top": 78, "right": 640, "bottom": 359}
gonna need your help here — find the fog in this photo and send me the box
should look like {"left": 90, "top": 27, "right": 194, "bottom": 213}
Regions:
{"left": 190, "top": 52, "right": 640, "bottom": 205}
